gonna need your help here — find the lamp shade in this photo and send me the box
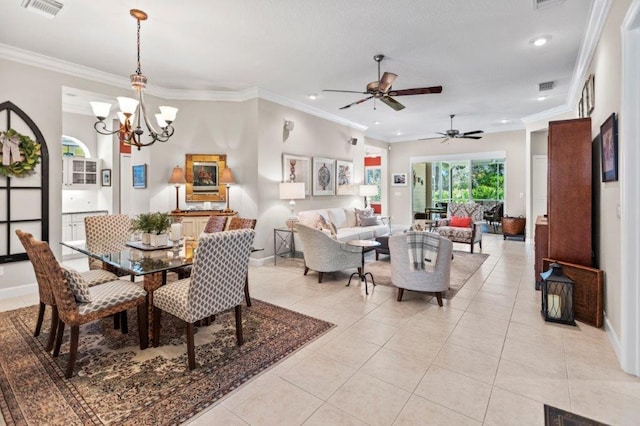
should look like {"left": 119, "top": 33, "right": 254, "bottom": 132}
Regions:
{"left": 168, "top": 166, "right": 186, "bottom": 184}
{"left": 279, "top": 182, "right": 305, "bottom": 200}
{"left": 359, "top": 184, "right": 378, "bottom": 197}
{"left": 219, "top": 167, "right": 236, "bottom": 185}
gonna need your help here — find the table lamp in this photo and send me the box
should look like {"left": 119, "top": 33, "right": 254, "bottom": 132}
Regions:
{"left": 359, "top": 184, "right": 378, "bottom": 208}
{"left": 279, "top": 182, "right": 305, "bottom": 228}
{"left": 168, "top": 166, "right": 186, "bottom": 213}
{"left": 219, "top": 167, "right": 236, "bottom": 213}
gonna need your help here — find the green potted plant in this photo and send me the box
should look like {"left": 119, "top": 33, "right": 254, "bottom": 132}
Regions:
{"left": 131, "top": 212, "right": 155, "bottom": 244}
{"left": 149, "top": 212, "right": 172, "bottom": 247}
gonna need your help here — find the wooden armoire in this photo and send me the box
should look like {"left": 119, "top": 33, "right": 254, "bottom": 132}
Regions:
{"left": 546, "top": 117, "right": 593, "bottom": 267}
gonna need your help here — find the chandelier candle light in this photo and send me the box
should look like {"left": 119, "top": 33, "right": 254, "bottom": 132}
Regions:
{"left": 279, "top": 182, "right": 305, "bottom": 229}
{"left": 359, "top": 184, "right": 378, "bottom": 208}
{"left": 168, "top": 166, "right": 186, "bottom": 213}
{"left": 219, "top": 167, "right": 236, "bottom": 213}
{"left": 90, "top": 9, "right": 178, "bottom": 149}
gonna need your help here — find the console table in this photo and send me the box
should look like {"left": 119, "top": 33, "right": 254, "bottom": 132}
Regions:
{"left": 169, "top": 210, "right": 237, "bottom": 239}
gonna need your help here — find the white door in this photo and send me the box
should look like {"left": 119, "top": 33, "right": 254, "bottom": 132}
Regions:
{"left": 532, "top": 155, "right": 548, "bottom": 220}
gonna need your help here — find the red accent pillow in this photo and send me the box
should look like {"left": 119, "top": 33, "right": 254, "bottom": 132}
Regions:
{"left": 450, "top": 216, "right": 472, "bottom": 228}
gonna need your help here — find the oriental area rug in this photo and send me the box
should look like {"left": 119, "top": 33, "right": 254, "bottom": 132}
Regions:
{"left": 0, "top": 300, "right": 334, "bottom": 425}
{"left": 364, "top": 250, "right": 490, "bottom": 299}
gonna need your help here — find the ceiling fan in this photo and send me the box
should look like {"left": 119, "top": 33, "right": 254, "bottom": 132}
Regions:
{"left": 323, "top": 54, "right": 443, "bottom": 111}
{"left": 421, "top": 114, "right": 484, "bottom": 142}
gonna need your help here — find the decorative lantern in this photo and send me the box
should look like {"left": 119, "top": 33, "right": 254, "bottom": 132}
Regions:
{"left": 540, "top": 263, "right": 576, "bottom": 325}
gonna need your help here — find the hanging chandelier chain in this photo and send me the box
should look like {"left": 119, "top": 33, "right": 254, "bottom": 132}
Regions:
{"left": 135, "top": 18, "right": 142, "bottom": 75}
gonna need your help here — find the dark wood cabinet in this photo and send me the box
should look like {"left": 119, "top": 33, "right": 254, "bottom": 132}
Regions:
{"left": 547, "top": 118, "right": 593, "bottom": 267}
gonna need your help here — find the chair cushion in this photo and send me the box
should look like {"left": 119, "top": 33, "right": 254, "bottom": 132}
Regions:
{"left": 450, "top": 216, "right": 472, "bottom": 228}
{"left": 153, "top": 278, "right": 191, "bottom": 321}
{"left": 436, "top": 226, "right": 473, "bottom": 243}
{"left": 61, "top": 266, "right": 92, "bottom": 303}
{"left": 78, "top": 280, "right": 146, "bottom": 315}
{"left": 80, "top": 269, "right": 119, "bottom": 287}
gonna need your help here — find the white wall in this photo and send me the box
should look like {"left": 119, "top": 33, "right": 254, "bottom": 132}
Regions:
{"left": 387, "top": 130, "right": 527, "bottom": 228}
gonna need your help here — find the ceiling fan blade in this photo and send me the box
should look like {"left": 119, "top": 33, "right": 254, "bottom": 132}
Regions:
{"left": 380, "top": 96, "right": 405, "bottom": 111}
{"left": 388, "top": 86, "right": 443, "bottom": 96}
{"left": 378, "top": 72, "right": 397, "bottom": 93}
{"left": 462, "top": 135, "right": 483, "bottom": 140}
{"left": 436, "top": 132, "right": 449, "bottom": 136}
{"left": 339, "top": 95, "right": 374, "bottom": 110}
{"left": 418, "top": 136, "right": 446, "bottom": 141}
{"left": 462, "top": 130, "right": 484, "bottom": 136}
{"left": 323, "top": 89, "right": 369, "bottom": 94}
{"left": 440, "top": 137, "right": 451, "bottom": 144}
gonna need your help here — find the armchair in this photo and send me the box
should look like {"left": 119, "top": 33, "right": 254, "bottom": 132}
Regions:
{"left": 389, "top": 233, "right": 453, "bottom": 306}
{"left": 294, "top": 223, "right": 362, "bottom": 283}
{"left": 483, "top": 202, "right": 504, "bottom": 232}
{"left": 435, "top": 202, "right": 483, "bottom": 253}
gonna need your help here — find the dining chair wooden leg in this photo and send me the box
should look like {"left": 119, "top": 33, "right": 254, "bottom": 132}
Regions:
{"left": 318, "top": 272, "right": 324, "bottom": 283}
{"left": 397, "top": 288, "right": 404, "bottom": 302}
{"left": 65, "top": 325, "right": 80, "bottom": 379}
{"left": 235, "top": 305, "right": 244, "bottom": 346}
{"left": 186, "top": 322, "right": 196, "bottom": 370}
{"left": 153, "top": 308, "right": 162, "bottom": 348}
{"left": 34, "top": 302, "right": 46, "bottom": 337}
{"left": 435, "top": 292, "right": 444, "bottom": 306}
{"left": 304, "top": 266, "right": 309, "bottom": 275}
{"left": 244, "top": 275, "right": 252, "bottom": 307}
{"left": 53, "top": 319, "right": 65, "bottom": 357}
{"left": 120, "top": 311, "right": 128, "bottom": 334}
{"left": 137, "top": 303, "right": 149, "bottom": 350}
{"left": 45, "top": 305, "right": 59, "bottom": 352}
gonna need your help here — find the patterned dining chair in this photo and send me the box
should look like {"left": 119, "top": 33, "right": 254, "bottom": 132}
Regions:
{"left": 84, "top": 214, "right": 133, "bottom": 272}
{"left": 152, "top": 229, "right": 255, "bottom": 370}
{"left": 226, "top": 217, "right": 257, "bottom": 306}
{"left": 16, "top": 229, "right": 119, "bottom": 351}
{"left": 17, "top": 231, "right": 148, "bottom": 378}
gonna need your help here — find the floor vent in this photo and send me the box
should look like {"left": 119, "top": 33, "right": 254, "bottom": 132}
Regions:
{"left": 539, "top": 81, "right": 555, "bottom": 91}
{"left": 21, "top": 0, "right": 64, "bottom": 18}
{"left": 534, "top": 0, "right": 565, "bottom": 10}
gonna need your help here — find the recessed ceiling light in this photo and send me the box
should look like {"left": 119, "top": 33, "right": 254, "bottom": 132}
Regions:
{"left": 537, "top": 96, "right": 547, "bottom": 101}
{"left": 396, "top": 130, "right": 402, "bottom": 136}
{"left": 500, "top": 119, "right": 509, "bottom": 124}
{"left": 373, "top": 121, "right": 381, "bottom": 125}
{"left": 307, "top": 93, "right": 318, "bottom": 100}
{"left": 531, "top": 35, "right": 551, "bottom": 47}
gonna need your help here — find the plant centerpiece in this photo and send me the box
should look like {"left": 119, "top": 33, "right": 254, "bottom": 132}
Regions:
{"left": 132, "top": 212, "right": 171, "bottom": 246}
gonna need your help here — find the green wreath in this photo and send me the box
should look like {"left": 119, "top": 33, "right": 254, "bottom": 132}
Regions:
{"left": 0, "top": 129, "right": 41, "bottom": 178}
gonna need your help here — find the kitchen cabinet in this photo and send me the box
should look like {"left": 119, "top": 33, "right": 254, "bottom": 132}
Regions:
{"left": 63, "top": 157, "right": 100, "bottom": 189}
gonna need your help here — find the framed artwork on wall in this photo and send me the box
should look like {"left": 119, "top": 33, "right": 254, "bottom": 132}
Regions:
{"left": 185, "top": 154, "right": 227, "bottom": 202}
{"left": 312, "top": 157, "right": 336, "bottom": 196}
{"left": 132, "top": 164, "right": 147, "bottom": 188}
{"left": 101, "top": 169, "right": 111, "bottom": 187}
{"left": 335, "top": 159, "right": 354, "bottom": 195}
{"left": 391, "top": 172, "right": 408, "bottom": 186}
{"left": 600, "top": 112, "right": 618, "bottom": 182}
{"left": 365, "top": 166, "right": 382, "bottom": 203}
{"left": 282, "top": 153, "right": 311, "bottom": 196}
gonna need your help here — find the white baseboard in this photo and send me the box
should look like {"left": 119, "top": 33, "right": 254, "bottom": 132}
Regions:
{"left": 604, "top": 312, "right": 622, "bottom": 363}
{"left": 0, "top": 283, "right": 38, "bottom": 299}
{"left": 249, "top": 256, "right": 273, "bottom": 267}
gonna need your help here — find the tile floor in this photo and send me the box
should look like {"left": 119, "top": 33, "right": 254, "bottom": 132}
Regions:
{"left": 1, "top": 233, "right": 639, "bottom": 425}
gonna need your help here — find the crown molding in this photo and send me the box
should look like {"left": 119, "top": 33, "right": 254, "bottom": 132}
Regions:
{"left": 257, "top": 88, "right": 368, "bottom": 132}
{"left": 521, "top": 103, "right": 574, "bottom": 124}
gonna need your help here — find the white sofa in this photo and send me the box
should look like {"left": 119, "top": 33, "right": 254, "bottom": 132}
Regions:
{"left": 295, "top": 207, "right": 390, "bottom": 252}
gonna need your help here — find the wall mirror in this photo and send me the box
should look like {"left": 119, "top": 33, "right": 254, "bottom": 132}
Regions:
{"left": 185, "top": 154, "right": 227, "bottom": 202}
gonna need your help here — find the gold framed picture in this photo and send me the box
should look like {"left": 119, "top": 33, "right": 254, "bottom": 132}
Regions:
{"left": 185, "top": 154, "right": 227, "bottom": 202}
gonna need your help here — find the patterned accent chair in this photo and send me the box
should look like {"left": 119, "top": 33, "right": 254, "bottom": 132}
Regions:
{"left": 294, "top": 223, "right": 362, "bottom": 283}
{"left": 16, "top": 231, "right": 148, "bottom": 378}
{"left": 152, "top": 229, "right": 255, "bottom": 370}
{"left": 435, "top": 202, "right": 484, "bottom": 253}
{"left": 389, "top": 233, "right": 453, "bottom": 306}
{"left": 203, "top": 215, "right": 228, "bottom": 233}
{"left": 84, "top": 214, "right": 133, "bottom": 272}
{"left": 16, "top": 229, "right": 119, "bottom": 352}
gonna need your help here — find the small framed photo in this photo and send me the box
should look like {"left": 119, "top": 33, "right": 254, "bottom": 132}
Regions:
{"left": 600, "top": 113, "right": 618, "bottom": 182}
{"left": 312, "top": 157, "right": 336, "bottom": 196}
{"left": 391, "top": 172, "right": 408, "bottom": 186}
{"left": 132, "top": 164, "right": 147, "bottom": 189}
{"left": 101, "top": 169, "right": 111, "bottom": 187}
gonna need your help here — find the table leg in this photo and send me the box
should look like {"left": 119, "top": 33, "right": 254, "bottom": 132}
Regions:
{"left": 143, "top": 271, "right": 166, "bottom": 346}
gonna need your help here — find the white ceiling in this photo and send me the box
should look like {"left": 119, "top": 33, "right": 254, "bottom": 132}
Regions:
{"left": 0, "top": 0, "right": 596, "bottom": 141}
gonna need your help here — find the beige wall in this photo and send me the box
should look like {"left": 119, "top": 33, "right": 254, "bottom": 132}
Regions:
{"left": 386, "top": 130, "right": 527, "bottom": 228}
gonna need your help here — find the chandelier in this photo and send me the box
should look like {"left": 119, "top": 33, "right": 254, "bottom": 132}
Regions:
{"left": 90, "top": 9, "right": 178, "bottom": 150}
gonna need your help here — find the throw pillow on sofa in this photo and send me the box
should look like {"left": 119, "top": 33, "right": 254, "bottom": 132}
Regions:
{"left": 450, "top": 216, "right": 472, "bottom": 228}
{"left": 360, "top": 216, "right": 379, "bottom": 227}
{"left": 354, "top": 207, "right": 374, "bottom": 226}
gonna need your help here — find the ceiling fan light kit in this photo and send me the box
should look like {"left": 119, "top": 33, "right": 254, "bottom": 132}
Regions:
{"left": 323, "top": 54, "right": 443, "bottom": 111}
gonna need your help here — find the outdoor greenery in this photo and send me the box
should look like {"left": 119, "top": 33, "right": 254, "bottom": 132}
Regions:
{"left": 428, "top": 159, "right": 504, "bottom": 204}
